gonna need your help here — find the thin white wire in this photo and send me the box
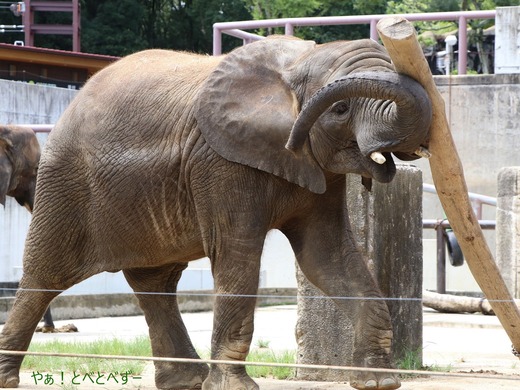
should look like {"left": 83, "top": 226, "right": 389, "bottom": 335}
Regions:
{"left": 1, "top": 287, "right": 518, "bottom": 303}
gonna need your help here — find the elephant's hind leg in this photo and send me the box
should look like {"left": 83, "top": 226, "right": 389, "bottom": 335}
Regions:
{"left": 123, "top": 264, "right": 209, "bottom": 390}
{"left": 0, "top": 275, "right": 61, "bottom": 388}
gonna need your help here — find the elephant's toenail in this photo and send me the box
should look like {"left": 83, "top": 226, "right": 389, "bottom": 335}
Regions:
{"left": 380, "top": 377, "right": 400, "bottom": 389}
{"left": 365, "top": 379, "right": 377, "bottom": 388}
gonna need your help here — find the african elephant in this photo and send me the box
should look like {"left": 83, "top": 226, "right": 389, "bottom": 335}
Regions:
{"left": 0, "top": 36, "right": 432, "bottom": 390}
{"left": 0, "top": 125, "right": 54, "bottom": 331}
{"left": 0, "top": 125, "right": 40, "bottom": 211}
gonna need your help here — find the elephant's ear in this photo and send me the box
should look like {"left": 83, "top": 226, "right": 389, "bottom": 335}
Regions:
{"left": 0, "top": 139, "right": 13, "bottom": 207}
{"left": 195, "top": 38, "right": 326, "bottom": 194}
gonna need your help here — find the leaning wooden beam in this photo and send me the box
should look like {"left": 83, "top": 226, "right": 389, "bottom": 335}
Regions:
{"left": 377, "top": 16, "right": 520, "bottom": 353}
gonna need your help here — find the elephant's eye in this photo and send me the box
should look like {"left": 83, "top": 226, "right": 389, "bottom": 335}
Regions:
{"left": 332, "top": 101, "right": 349, "bottom": 115}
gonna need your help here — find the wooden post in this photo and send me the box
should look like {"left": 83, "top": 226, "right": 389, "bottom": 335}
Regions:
{"left": 377, "top": 16, "right": 520, "bottom": 353}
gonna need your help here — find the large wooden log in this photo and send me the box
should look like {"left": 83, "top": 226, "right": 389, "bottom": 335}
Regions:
{"left": 422, "top": 290, "right": 520, "bottom": 315}
{"left": 377, "top": 16, "right": 520, "bottom": 353}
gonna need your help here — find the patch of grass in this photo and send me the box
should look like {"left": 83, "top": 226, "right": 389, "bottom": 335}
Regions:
{"left": 22, "top": 337, "right": 296, "bottom": 381}
{"left": 396, "top": 348, "right": 453, "bottom": 378}
{"left": 396, "top": 349, "right": 423, "bottom": 372}
{"left": 22, "top": 336, "right": 152, "bottom": 375}
{"left": 246, "top": 349, "right": 296, "bottom": 379}
{"left": 255, "top": 338, "right": 271, "bottom": 349}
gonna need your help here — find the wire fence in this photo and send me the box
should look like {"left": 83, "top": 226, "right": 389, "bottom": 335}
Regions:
{"left": 0, "top": 286, "right": 519, "bottom": 384}
{"left": 2, "top": 287, "right": 520, "bottom": 304}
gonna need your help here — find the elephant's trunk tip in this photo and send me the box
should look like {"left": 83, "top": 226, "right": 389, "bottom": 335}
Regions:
{"left": 285, "top": 133, "right": 305, "bottom": 154}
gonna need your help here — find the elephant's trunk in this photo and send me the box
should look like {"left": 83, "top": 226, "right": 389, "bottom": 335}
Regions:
{"left": 285, "top": 71, "right": 432, "bottom": 159}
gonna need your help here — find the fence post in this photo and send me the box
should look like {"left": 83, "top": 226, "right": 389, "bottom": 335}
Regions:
{"left": 295, "top": 164, "right": 423, "bottom": 380}
{"left": 496, "top": 167, "right": 520, "bottom": 299}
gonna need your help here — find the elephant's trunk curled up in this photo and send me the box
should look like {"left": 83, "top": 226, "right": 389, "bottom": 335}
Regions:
{"left": 285, "top": 71, "right": 432, "bottom": 162}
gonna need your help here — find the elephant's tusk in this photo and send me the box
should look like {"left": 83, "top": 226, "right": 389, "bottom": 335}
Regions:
{"left": 414, "top": 146, "right": 432, "bottom": 159}
{"left": 370, "top": 151, "right": 386, "bottom": 165}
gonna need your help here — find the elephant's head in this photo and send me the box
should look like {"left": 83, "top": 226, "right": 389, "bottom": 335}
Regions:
{"left": 196, "top": 37, "right": 432, "bottom": 193}
{"left": 0, "top": 125, "right": 40, "bottom": 210}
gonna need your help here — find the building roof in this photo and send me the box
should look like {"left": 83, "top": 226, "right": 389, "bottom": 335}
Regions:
{"left": 0, "top": 43, "right": 119, "bottom": 76}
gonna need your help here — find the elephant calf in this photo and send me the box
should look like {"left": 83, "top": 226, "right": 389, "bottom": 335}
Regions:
{"left": 0, "top": 125, "right": 55, "bottom": 331}
{"left": 0, "top": 125, "right": 40, "bottom": 210}
{"left": 0, "top": 37, "right": 432, "bottom": 390}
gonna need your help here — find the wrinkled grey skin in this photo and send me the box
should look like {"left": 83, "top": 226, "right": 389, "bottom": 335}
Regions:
{"left": 0, "top": 125, "right": 40, "bottom": 211}
{"left": 0, "top": 37, "right": 431, "bottom": 390}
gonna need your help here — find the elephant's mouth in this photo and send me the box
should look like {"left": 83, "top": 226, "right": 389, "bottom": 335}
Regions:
{"left": 363, "top": 151, "right": 396, "bottom": 183}
{"left": 362, "top": 144, "right": 430, "bottom": 183}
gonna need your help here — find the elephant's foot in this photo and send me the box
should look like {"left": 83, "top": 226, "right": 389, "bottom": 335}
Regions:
{"left": 350, "top": 356, "right": 400, "bottom": 390}
{"left": 350, "top": 371, "right": 400, "bottom": 390}
{"left": 155, "top": 361, "right": 209, "bottom": 390}
{"left": 201, "top": 366, "right": 258, "bottom": 390}
{"left": 0, "top": 362, "right": 20, "bottom": 388}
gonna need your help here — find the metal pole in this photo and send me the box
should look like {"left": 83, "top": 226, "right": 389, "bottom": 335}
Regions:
{"left": 458, "top": 16, "right": 467, "bottom": 75}
{"left": 285, "top": 22, "right": 294, "bottom": 36}
{"left": 72, "top": 0, "right": 80, "bottom": 52}
{"left": 436, "top": 225, "right": 446, "bottom": 294}
{"left": 370, "top": 19, "right": 378, "bottom": 41}
{"left": 213, "top": 26, "right": 222, "bottom": 55}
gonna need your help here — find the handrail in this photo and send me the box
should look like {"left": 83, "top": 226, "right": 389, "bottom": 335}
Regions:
{"left": 422, "top": 184, "right": 496, "bottom": 294}
{"left": 19, "top": 124, "right": 53, "bottom": 133}
{"left": 423, "top": 183, "right": 496, "bottom": 219}
{"left": 213, "top": 10, "right": 496, "bottom": 75}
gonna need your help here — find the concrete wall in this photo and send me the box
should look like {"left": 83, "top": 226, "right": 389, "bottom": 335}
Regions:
{"left": 496, "top": 167, "right": 520, "bottom": 299}
{"left": 495, "top": 6, "right": 520, "bottom": 74}
{"left": 416, "top": 73, "right": 520, "bottom": 294}
{"left": 0, "top": 80, "right": 77, "bottom": 287}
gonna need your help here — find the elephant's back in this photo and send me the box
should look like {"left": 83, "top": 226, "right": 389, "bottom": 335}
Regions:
{"left": 55, "top": 49, "right": 220, "bottom": 139}
{"left": 44, "top": 49, "right": 219, "bottom": 171}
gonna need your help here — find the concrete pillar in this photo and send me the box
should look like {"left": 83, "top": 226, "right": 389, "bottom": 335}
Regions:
{"left": 296, "top": 164, "right": 423, "bottom": 380}
{"left": 496, "top": 167, "right": 520, "bottom": 298}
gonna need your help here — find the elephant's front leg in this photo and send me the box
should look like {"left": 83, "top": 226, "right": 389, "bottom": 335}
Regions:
{"left": 292, "top": 238, "right": 399, "bottom": 390}
{"left": 282, "top": 189, "right": 400, "bottom": 390}
{"left": 202, "top": 236, "right": 264, "bottom": 390}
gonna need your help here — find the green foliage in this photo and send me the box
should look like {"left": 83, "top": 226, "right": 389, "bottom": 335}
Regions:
{"left": 82, "top": 0, "right": 148, "bottom": 56}
{"left": 22, "top": 336, "right": 151, "bottom": 374}
{"left": 246, "top": 349, "right": 296, "bottom": 379}
{"left": 295, "top": 1, "right": 386, "bottom": 43}
{"left": 23, "top": 337, "right": 296, "bottom": 381}
{"left": 1, "top": 0, "right": 519, "bottom": 58}
{"left": 245, "top": 0, "right": 321, "bottom": 19}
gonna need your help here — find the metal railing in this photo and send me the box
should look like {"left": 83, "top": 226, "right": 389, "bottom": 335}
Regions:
{"left": 422, "top": 183, "right": 497, "bottom": 294}
{"left": 20, "top": 124, "right": 52, "bottom": 133}
{"left": 213, "top": 10, "right": 497, "bottom": 75}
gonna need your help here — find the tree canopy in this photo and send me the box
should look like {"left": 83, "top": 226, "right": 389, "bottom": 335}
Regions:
{"left": 0, "top": 0, "right": 518, "bottom": 59}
